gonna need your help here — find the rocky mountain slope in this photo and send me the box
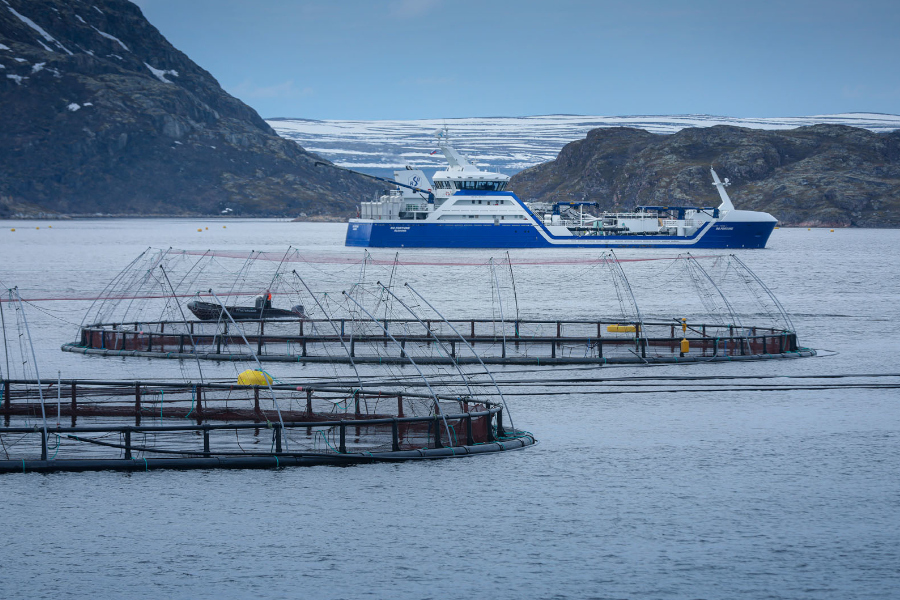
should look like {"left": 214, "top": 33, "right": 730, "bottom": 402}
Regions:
{"left": 508, "top": 125, "right": 900, "bottom": 227}
{"left": 0, "top": 0, "right": 377, "bottom": 218}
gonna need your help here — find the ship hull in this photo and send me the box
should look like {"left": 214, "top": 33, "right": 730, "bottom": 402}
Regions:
{"left": 345, "top": 219, "right": 775, "bottom": 249}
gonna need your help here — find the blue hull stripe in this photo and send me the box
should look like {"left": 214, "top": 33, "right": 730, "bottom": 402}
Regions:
{"left": 346, "top": 191, "right": 775, "bottom": 249}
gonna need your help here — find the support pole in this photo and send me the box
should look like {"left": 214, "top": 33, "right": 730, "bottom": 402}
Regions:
{"left": 70, "top": 381, "right": 76, "bottom": 426}
{"left": 433, "top": 415, "right": 443, "bottom": 448}
{"left": 134, "top": 382, "right": 141, "bottom": 426}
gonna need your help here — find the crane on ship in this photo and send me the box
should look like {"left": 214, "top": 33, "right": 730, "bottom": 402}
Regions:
{"left": 315, "top": 161, "right": 435, "bottom": 204}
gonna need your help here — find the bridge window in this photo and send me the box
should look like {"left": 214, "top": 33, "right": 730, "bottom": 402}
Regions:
{"left": 452, "top": 181, "right": 507, "bottom": 191}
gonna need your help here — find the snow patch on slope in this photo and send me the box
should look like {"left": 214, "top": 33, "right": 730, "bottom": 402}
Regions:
{"left": 91, "top": 26, "right": 129, "bottom": 52}
{"left": 144, "top": 62, "right": 179, "bottom": 83}
{"left": 6, "top": 5, "right": 73, "bottom": 55}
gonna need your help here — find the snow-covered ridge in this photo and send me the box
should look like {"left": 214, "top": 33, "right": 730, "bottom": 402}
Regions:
{"left": 269, "top": 113, "right": 900, "bottom": 177}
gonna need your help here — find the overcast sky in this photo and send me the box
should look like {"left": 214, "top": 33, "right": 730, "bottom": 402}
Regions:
{"left": 133, "top": 0, "right": 900, "bottom": 120}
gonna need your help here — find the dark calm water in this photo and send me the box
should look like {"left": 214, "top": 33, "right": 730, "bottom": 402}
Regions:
{"left": 1, "top": 220, "right": 898, "bottom": 599}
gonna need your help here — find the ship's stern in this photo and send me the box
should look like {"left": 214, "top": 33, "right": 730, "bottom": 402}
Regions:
{"left": 345, "top": 220, "right": 374, "bottom": 247}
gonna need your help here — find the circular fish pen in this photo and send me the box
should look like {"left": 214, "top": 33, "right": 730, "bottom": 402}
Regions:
{"left": 65, "top": 317, "right": 810, "bottom": 364}
{"left": 0, "top": 379, "right": 532, "bottom": 473}
{"left": 58, "top": 248, "right": 815, "bottom": 365}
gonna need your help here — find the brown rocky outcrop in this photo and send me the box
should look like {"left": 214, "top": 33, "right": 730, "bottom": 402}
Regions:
{"left": 509, "top": 125, "right": 900, "bottom": 227}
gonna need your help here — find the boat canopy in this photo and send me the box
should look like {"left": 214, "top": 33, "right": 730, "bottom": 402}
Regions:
{"left": 636, "top": 206, "right": 720, "bottom": 219}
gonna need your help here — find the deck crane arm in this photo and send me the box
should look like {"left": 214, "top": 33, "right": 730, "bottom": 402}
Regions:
{"left": 315, "top": 161, "right": 435, "bottom": 204}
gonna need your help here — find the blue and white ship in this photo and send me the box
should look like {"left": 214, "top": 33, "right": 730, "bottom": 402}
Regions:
{"left": 343, "top": 130, "right": 777, "bottom": 249}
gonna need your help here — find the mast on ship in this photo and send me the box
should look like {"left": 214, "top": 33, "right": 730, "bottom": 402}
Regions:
{"left": 434, "top": 128, "right": 475, "bottom": 171}
{"left": 710, "top": 167, "right": 735, "bottom": 213}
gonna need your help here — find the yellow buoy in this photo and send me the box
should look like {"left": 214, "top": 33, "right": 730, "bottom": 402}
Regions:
{"left": 808, "top": 228, "right": 811, "bottom": 231}
{"left": 205, "top": 227, "right": 208, "bottom": 230}
{"left": 237, "top": 370, "right": 273, "bottom": 386}
{"left": 774, "top": 226, "right": 779, "bottom": 229}
{"left": 223, "top": 225, "right": 226, "bottom": 229}
{"left": 830, "top": 229, "right": 834, "bottom": 232}
{"left": 48, "top": 225, "right": 52, "bottom": 228}
{"left": 680, "top": 338, "right": 690, "bottom": 354}
{"left": 607, "top": 324, "right": 636, "bottom": 333}
{"left": 36, "top": 227, "right": 40, "bottom": 230}
{"left": 10, "top": 228, "right": 15, "bottom": 232}
{"left": 197, "top": 228, "right": 202, "bottom": 232}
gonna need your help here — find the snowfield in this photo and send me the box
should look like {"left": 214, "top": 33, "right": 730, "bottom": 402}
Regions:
{"left": 269, "top": 113, "right": 900, "bottom": 177}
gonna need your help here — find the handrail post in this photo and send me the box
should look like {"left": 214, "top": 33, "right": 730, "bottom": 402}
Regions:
{"left": 3, "top": 380, "right": 10, "bottom": 412}
{"left": 124, "top": 429, "right": 131, "bottom": 460}
{"left": 203, "top": 426, "right": 210, "bottom": 456}
{"left": 339, "top": 421, "right": 346, "bottom": 453}
{"left": 274, "top": 423, "right": 282, "bottom": 453}
{"left": 391, "top": 418, "right": 400, "bottom": 451}
{"left": 487, "top": 413, "right": 496, "bottom": 442}
{"left": 397, "top": 394, "right": 404, "bottom": 417}
{"left": 354, "top": 390, "right": 361, "bottom": 418}
{"left": 497, "top": 407, "right": 505, "bottom": 437}
{"left": 466, "top": 413, "right": 474, "bottom": 445}
{"left": 306, "top": 388, "right": 313, "bottom": 416}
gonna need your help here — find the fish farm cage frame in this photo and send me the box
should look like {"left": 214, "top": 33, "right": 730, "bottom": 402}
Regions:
{"left": 63, "top": 317, "right": 814, "bottom": 365}
{"left": 0, "top": 379, "right": 533, "bottom": 473}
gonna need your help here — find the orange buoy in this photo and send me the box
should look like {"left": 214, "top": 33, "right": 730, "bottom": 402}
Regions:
{"left": 197, "top": 228, "right": 202, "bottom": 232}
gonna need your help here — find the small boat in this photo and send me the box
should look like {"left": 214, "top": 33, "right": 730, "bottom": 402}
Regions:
{"left": 187, "top": 294, "right": 305, "bottom": 321}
